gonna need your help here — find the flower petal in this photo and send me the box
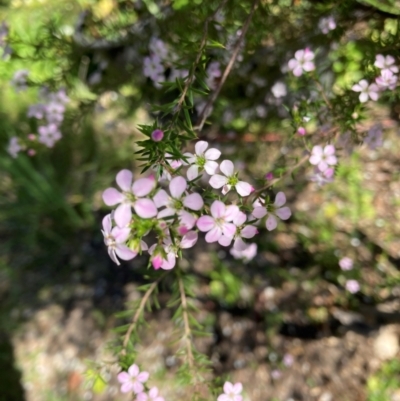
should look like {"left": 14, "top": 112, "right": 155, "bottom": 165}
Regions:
{"left": 223, "top": 382, "right": 234, "bottom": 394}
{"left": 187, "top": 164, "right": 199, "bottom": 181}
{"left": 234, "top": 237, "right": 248, "bottom": 251}
{"left": 204, "top": 160, "right": 219, "bottom": 175}
{"left": 116, "top": 169, "right": 133, "bottom": 191}
{"left": 241, "top": 225, "right": 258, "bottom": 238}
{"left": 195, "top": 140, "right": 208, "bottom": 155}
{"left": 235, "top": 181, "right": 252, "bottom": 197}
{"left": 114, "top": 203, "right": 132, "bottom": 227}
{"left": 103, "top": 188, "right": 124, "bottom": 206}
{"left": 252, "top": 206, "right": 267, "bottom": 219}
{"left": 158, "top": 207, "right": 175, "bottom": 219}
{"left": 209, "top": 174, "right": 227, "bottom": 189}
{"left": 183, "top": 193, "right": 204, "bottom": 211}
{"left": 222, "top": 222, "right": 236, "bottom": 238}
{"left": 137, "top": 372, "right": 149, "bottom": 383}
{"left": 224, "top": 205, "right": 239, "bottom": 222}
{"left": 128, "top": 364, "right": 139, "bottom": 377}
{"left": 274, "top": 192, "right": 286, "bottom": 207}
{"left": 169, "top": 176, "right": 187, "bottom": 199}
{"left": 154, "top": 189, "right": 169, "bottom": 208}
{"left": 205, "top": 147, "right": 221, "bottom": 161}
{"left": 102, "top": 214, "right": 112, "bottom": 233}
{"left": 161, "top": 253, "right": 176, "bottom": 270}
{"left": 134, "top": 198, "right": 158, "bottom": 218}
{"left": 132, "top": 178, "right": 155, "bottom": 197}
{"left": 218, "top": 235, "right": 232, "bottom": 247}
{"left": 233, "top": 382, "right": 243, "bottom": 394}
{"left": 219, "top": 160, "right": 234, "bottom": 177}
{"left": 233, "top": 211, "right": 247, "bottom": 226}
{"left": 115, "top": 244, "right": 137, "bottom": 260}
{"left": 275, "top": 206, "right": 291, "bottom": 220}
{"left": 211, "top": 200, "right": 226, "bottom": 218}
{"left": 323, "top": 145, "right": 335, "bottom": 156}
{"left": 266, "top": 214, "right": 278, "bottom": 231}
{"left": 180, "top": 231, "right": 198, "bottom": 248}
{"left": 205, "top": 226, "right": 222, "bottom": 243}
{"left": 132, "top": 382, "right": 144, "bottom": 394}
{"left": 197, "top": 216, "right": 215, "bottom": 232}
{"left": 117, "top": 372, "right": 130, "bottom": 383}
{"left": 112, "top": 227, "right": 131, "bottom": 243}
{"left": 121, "top": 382, "right": 134, "bottom": 393}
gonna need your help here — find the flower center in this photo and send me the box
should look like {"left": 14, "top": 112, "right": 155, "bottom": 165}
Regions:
{"left": 227, "top": 176, "right": 238, "bottom": 186}
{"left": 105, "top": 235, "right": 116, "bottom": 248}
{"left": 173, "top": 198, "right": 183, "bottom": 210}
{"left": 196, "top": 155, "right": 206, "bottom": 168}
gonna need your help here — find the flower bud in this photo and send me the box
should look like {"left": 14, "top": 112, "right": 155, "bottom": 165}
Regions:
{"left": 297, "top": 127, "right": 306, "bottom": 136}
{"left": 151, "top": 129, "right": 164, "bottom": 142}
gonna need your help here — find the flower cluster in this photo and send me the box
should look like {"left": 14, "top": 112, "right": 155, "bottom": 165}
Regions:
{"left": 101, "top": 140, "right": 291, "bottom": 266}
{"left": 308, "top": 144, "right": 337, "bottom": 185}
{"left": 352, "top": 54, "right": 398, "bottom": 102}
{"left": 143, "top": 37, "right": 187, "bottom": 87}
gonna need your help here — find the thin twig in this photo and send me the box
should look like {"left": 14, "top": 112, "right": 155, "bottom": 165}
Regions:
{"left": 173, "top": 0, "right": 228, "bottom": 118}
{"left": 196, "top": 0, "right": 260, "bottom": 132}
{"left": 121, "top": 273, "right": 167, "bottom": 354}
{"left": 313, "top": 76, "right": 333, "bottom": 109}
{"left": 178, "top": 274, "right": 194, "bottom": 370}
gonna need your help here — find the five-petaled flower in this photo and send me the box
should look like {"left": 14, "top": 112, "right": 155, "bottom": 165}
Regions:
{"left": 309, "top": 145, "right": 337, "bottom": 172}
{"left": 288, "top": 48, "right": 315, "bottom": 77}
{"left": 351, "top": 80, "right": 379, "bottom": 103}
{"left": 217, "top": 381, "right": 243, "bottom": 401}
{"left": 103, "top": 170, "right": 158, "bottom": 227}
{"left": 252, "top": 192, "right": 292, "bottom": 231}
{"left": 117, "top": 364, "right": 149, "bottom": 394}
{"left": 374, "top": 54, "right": 398, "bottom": 73}
{"left": 101, "top": 214, "right": 138, "bottom": 265}
{"left": 209, "top": 160, "right": 253, "bottom": 196}
{"left": 184, "top": 140, "right": 221, "bottom": 180}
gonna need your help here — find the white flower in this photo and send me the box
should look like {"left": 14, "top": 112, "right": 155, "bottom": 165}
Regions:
{"left": 209, "top": 160, "right": 253, "bottom": 196}
{"left": 184, "top": 140, "right": 221, "bottom": 180}
{"left": 352, "top": 79, "right": 379, "bottom": 103}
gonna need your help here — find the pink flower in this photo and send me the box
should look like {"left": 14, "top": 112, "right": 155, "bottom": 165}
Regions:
{"left": 309, "top": 167, "right": 334, "bottom": 186}
{"left": 102, "top": 170, "right": 158, "bottom": 227}
{"left": 219, "top": 211, "right": 258, "bottom": 248}
{"left": 252, "top": 192, "right": 291, "bottom": 231}
{"left": 153, "top": 176, "right": 204, "bottom": 219}
{"left": 265, "top": 172, "right": 274, "bottom": 180}
{"left": 374, "top": 54, "right": 398, "bottom": 73}
{"left": 297, "top": 127, "right": 306, "bottom": 136}
{"left": 283, "top": 353, "right": 294, "bottom": 367}
{"left": 209, "top": 160, "right": 253, "bottom": 196}
{"left": 184, "top": 141, "right": 221, "bottom": 180}
{"left": 318, "top": 16, "right": 336, "bottom": 34}
{"left": 197, "top": 201, "right": 239, "bottom": 244}
{"left": 288, "top": 48, "right": 315, "bottom": 77}
{"left": 375, "top": 69, "right": 397, "bottom": 90}
{"left": 143, "top": 55, "right": 164, "bottom": 81}
{"left": 149, "top": 37, "right": 168, "bottom": 60}
{"left": 136, "top": 387, "right": 165, "bottom": 401}
{"left": 7, "top": 136, "right": 21, "bottom": 158}
{"left": 309, "top": 145, "right": 337, "bottom": 172}
{"left": 217, "top": 381, "right": 243, "bottom": 401}
{"left": 352, "top": 80, "right": 379, "bottom": 103}
{"left": 345, "top": 279, "right": 360, "bottom": 294}
{"left": 230, "top": 243, "right": 257, "bottom": 263}
{"left": 117, "top": 364, "right": 149, "bottom": 394}
{"left": 339, "top": 257, "right": 353, "bottom": 271}
{"left": 151, "top": 129, "right": 164, "bottom": 142}
{"left": 101, "top": 215, "right": 137, "bottom": 265}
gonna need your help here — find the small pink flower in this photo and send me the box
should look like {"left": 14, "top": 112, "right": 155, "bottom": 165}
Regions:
{"left": 197, "top": 201, "right": 239, "bottom": 244}
{"left": 288, "top": 48, "right": 315, "bottom": 77}
{"left": 345, "top": 279, "right": 360, "bottom": 294}
{"left": 217, "top": 381, "right": 243, "bottom": 401}
{"left": 143, "top": 55, "right": 164, "bottom": 82}
{"left": 374, "top": 54, "right": 398, "bottom": 73}
{"left": 7, "top": 137, "right": 21, "bottom": 158}
{"left": 297, "top": 127, "right": 306, "bottom": 136}
{"left": 153, "top": 176, "right": 204, "bottom": 219}
{"left": 184, "top": 140, "right": 221, "bottom": 180}
{"left": 375, "top": 69, "right": 397, "bottom": 90}
{"left": 352, "top": 80, "right": 379, "bottom": 103}
{"left": 27, "top": 149, "right": 36, "bottom": 156}
{"left": 309, "top": 145, "right": 337, "bottom": 172}
{"left": 209, "top": 160, "right": 253, "bottom": 196}
{"left": 102, "top": 170, "right": 158, "bottom": 227}
{"left": 230, "top": 243, "right": 257, "bottom": 263}
{"left": 101, "top": 215, "right": 137, "bottom": 265}
{"left": 219, "top": 211, "right": 258, "bottom": 248}
{"left": 283, "top": 353, "right": 294, "bottom": 367}
{"left": 117, "top": 364, "right": 149, "bottom": 394}
{"left": 309, "top": 167, "right": 334, "bottom": 186}
{"left": 339, "top": 257, "right": 353, "bottom": 271}
{"left": 318, "top": 16, "right": 336, "bottom": 34}
{"left": 265, "top": 172, "right": 274, "bottom": 180}
{"left": 151, "top": 129, "right": 164, "bottom": 142}
{"left": 252, "top": 192, "right": 292, "bottom": 231}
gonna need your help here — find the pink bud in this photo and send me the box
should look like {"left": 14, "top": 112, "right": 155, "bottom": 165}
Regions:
{"left": 265, "top": 172, "right": 274, "bottom": 180}
{"left": 297, "top": 127, "right": 306, "bottom": 136}
{"left": 27, "top": 149, "right": 36, "bottom": 156}
{"left": 151, "top": 129, "right": 164, "bottom": 142}
{"left": 152, "top": 255, "right": 163, "bottom": 270}
{"left": 28, "top": 134, "right": 36, "bottom": 141}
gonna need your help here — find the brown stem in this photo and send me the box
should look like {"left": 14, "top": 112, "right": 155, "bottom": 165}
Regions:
{"left": 196, "top": 0, "right": 260, "bottom": 132}
{"left": 178, "top": 275, "right": 194, "bottom": 370}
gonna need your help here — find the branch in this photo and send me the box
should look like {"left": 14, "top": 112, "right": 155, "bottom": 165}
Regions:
{"left": 196, "top": 0, "right": 260, "bottom": 132}
{"left": 121, "top": 273, "right": 167, "bottom": 355}
{"left": 178, "top": 274, "right": 195, "bottom": 370}
{"left": 173, "top": 0, "right": 228, "bottom": 118}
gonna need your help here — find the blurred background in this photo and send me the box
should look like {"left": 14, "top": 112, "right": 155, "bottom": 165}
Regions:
{"left": 1, "top": 0, "right": 400, "bottom": 400}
